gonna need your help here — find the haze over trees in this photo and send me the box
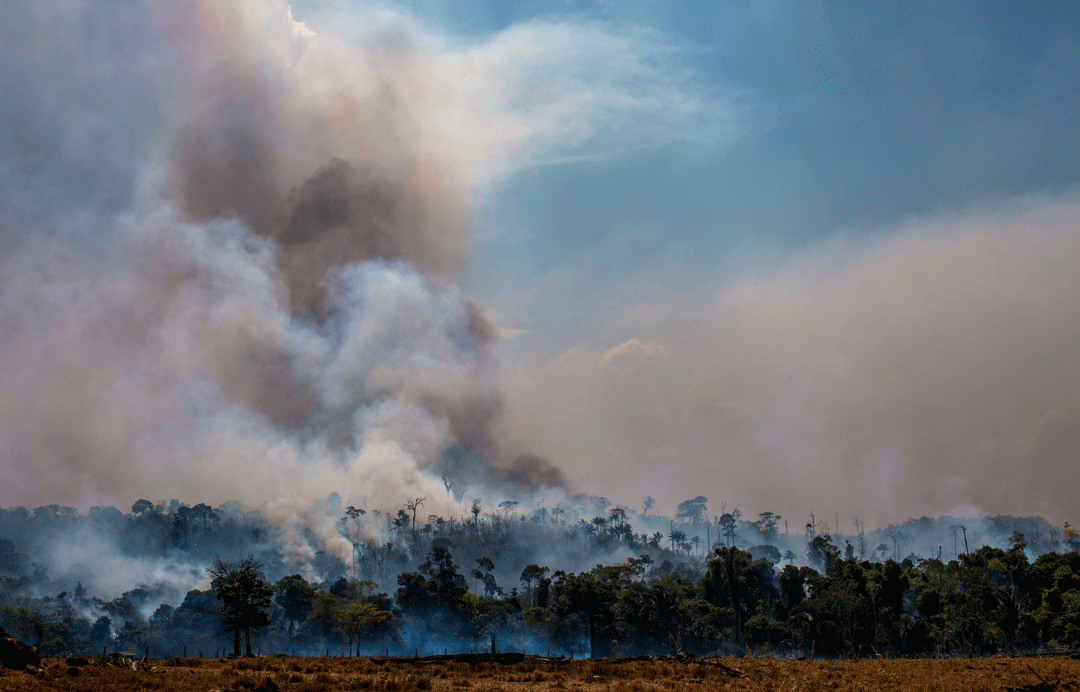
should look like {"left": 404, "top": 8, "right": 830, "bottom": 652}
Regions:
{"left": 0, "top": 496, "right": 1078, "bottom": 658}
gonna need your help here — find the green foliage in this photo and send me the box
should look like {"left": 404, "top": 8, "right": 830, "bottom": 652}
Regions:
{"left": 9, "top": 503, "right": 1080, "bottom": 660}
{"left": 806, "top": 535, "right": 841, "bottom": 570}
{"left": 207, "top": 556, "right": 274, "bottom": 656}
{"left": 335, "top": 601, "right": 388, "bottom": 651}
{"left": 275, "top": 574, "right": 316, "bottom": 636}
{"left": 296, "top": 576, "right": 396, "bottom": 652}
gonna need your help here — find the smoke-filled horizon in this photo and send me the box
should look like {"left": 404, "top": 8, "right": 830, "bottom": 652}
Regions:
{"left": 499, "top": 196, "right": 1080, "bottom": 529}
{"left": 2, "top": 0, "right": 1080, "bottom": 536}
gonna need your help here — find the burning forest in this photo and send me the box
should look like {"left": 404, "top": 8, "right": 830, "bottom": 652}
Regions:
{"left": 1, "top": 496, "right": 1079, "bottom": 659}
{"left": 3, "top": 0, "right": 1080, "bottom": 670}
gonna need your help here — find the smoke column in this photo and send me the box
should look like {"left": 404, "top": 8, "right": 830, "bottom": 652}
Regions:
{"left": 0, "top": 0, "right": 564, "bottom": 515}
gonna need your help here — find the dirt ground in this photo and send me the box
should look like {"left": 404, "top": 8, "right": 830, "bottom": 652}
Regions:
{"left": 2, "top": 652, "right": 1078, "bottom": 691}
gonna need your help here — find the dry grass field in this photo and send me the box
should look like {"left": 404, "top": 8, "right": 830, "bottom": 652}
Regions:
{"left": 2, "top": 653, "right": 1078, "bottom": 692}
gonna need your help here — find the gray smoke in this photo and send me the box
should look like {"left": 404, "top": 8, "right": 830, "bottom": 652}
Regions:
{"left": 0, "top": 0, "right": 566, "bottom": 525}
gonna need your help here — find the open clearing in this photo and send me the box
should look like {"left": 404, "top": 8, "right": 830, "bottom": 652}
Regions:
{"left": 3, "top": 654, "right": 1080, "bottom": 692}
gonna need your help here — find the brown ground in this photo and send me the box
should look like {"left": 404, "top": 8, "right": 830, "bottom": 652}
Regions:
{"left": 2, "top": 653, "right": 1078, "bottom": 692}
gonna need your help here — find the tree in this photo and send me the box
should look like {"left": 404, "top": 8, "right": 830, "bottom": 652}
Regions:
{"left": 754, "top": 512, "right": 781, "bottom": 541}
{"left": 472, "top": 557, "right": 502, "bottom": 599}
{"left": 191, "top": 503, "right": 214, "bottom": 531}
{"left": 627, "top": 554, "right": 654, "bottom": 581}
{"left": 719, "top": 513, "right": 737, "bottom": 547}
{"left": 344, "top": 506, "right": 365, "bottom": 578}
{"left": 556, "top": 565, "right": 631, "bottom": 658}
{"left": 207, "top": 556, "right": 274, "bottom": 656}
{"left": 418, "top": 545, "right": 470, "bottom": 610}
{"left": 336, "top": 602, "right": 388, "bottom": 656}
{"left": 520, "top": 564, "right": 549, "bottom": 605}
{"left": 406, "top": 497, "right": 426, "bottom": 533}
{"left": 698, "top": 547, "right": 779, "bottom": 644}
{"left": 807, "top": 535, "right": 840, "bottom": 570}
{"left": 669, "top": 528, "right": 687, "bottom": 553}
{"left": 274, "top": 574, "right": 314, "bottom": 637}
{"left": 441, "top": 475, "right": 453, "bottom": 504}
{"left": 617, "top": 575, "right": 704, "bottom": 655}
{"left": 778, "top": 564, "right": 807, "bottom": 614}
{"left": 643, "top": 497, "right": 656, "bottom": 516}
{"left": 676, "top": 496, "right": 708, "bottom": 524}
{"left": 470, "top": 500, "right": 482, "bottom": 533}
{"left": 88, "top": 615, "right": 115, "bottom": 652}
{"left": 173, "top": 505, "right": 192, "bottom": 547}
{"left": 131, "top": 499, "right": 154, "bottom": 516}
{"left": 887, "top": 531, "right": 906, "bottom": 562}
{"left": 396, "top": 545, "right": 474, "bottom": 641}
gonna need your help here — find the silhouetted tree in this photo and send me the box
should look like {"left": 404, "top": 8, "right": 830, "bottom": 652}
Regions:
{"left": 719, "top": 513, "right": 737, "bottom": 547}
{"left": 520, "top": 564, "right": 549, "bottom": 605}
{"left": 274, "top": 574, "right": 314, "bottom": 637}
{"left": 207, "top": 556, "right": 274, "bottom": 656}
{"left": 676, "top": 496, "right": 708, "bottom": 524}
{"left": 406, "top": 498, "right": 425, "bottom": 533}
{"left": 806, "top": 535, "right": 840, "bottom": 570}
{"left": 754, "top": 512, "right": 781, "bottom": 541}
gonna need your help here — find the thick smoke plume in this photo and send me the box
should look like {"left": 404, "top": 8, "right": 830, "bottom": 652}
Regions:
{"left": 0, "top": 0, "right": 564, "bottom": 517}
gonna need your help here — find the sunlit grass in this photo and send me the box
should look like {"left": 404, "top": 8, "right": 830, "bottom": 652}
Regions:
{"left": 1, "top": 654, "right": 1077, "bottom": 691}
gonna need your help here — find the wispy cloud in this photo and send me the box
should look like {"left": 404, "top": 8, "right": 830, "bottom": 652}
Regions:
{"left": 294, "top": 4, "right": 738, "bottom": 184}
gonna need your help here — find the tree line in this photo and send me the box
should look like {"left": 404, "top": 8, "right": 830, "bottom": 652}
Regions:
{"left": 4, "top": 535, "right": 1079, "bottom": 659}
{"left": 1, "top": 497, "right": 1078, "bottom": 658}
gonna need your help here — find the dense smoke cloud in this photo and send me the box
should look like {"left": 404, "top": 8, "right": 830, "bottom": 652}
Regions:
{"left": 0, "top": 0, "right": 613, "bottom": 513}
{"left": 503, "top": 195, "right": 1080, "bottom": 529}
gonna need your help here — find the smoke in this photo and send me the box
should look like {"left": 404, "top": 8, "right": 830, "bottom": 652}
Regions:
{"left": 44, "top": 524, "right": 201, "bottom": 604}
{"left": 502, "top": 194, "right": 1080, "bottom": 529}
{"left": 0, "top": 0, "right": 603, "bottom": 516}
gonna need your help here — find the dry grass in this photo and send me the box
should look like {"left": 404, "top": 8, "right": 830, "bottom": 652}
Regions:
{"left": 1, "top": 653, "right": 1078, "bottom": 691}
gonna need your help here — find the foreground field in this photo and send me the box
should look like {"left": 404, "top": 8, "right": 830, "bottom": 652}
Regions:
{"left": 2, "top": 653, "right": 1078, "bottom": 692}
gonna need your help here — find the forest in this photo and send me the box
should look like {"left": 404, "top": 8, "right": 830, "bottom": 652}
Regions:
{"left": 1, "top": 494, "right": 1078, "bottom": 660}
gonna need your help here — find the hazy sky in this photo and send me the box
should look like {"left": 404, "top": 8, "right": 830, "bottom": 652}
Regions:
{"left": 291, "top": 1, "right": 1080, "bottom": 527}
{"left": 2, "top": 1, "right": 1079, "bottom": 530}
